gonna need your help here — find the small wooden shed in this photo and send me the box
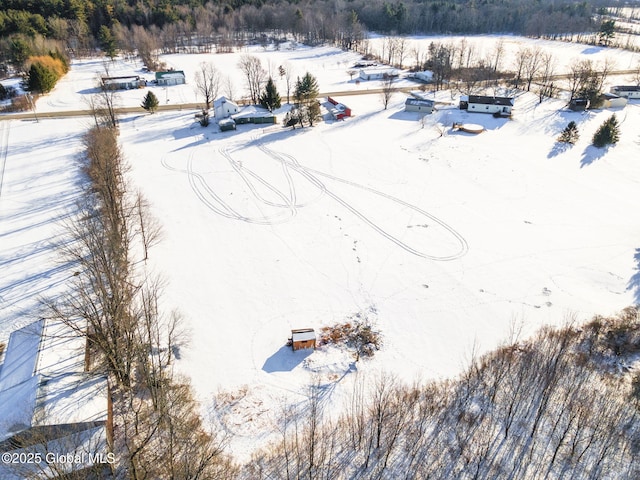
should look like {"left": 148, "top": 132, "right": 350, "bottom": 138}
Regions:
{"left": 569, "top": 98, "right": 589, "bottom": 112}
{"left": 291, "top": 328, "right": 316, "bottom": 351}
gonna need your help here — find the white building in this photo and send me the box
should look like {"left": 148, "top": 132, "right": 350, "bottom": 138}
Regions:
{"left": 0, "top": 320, "right": 112, "bottom": 479}
{"left": 358, "top": 67, "right": 399, "bottom": 81}
{"left": 155, "top": 70, "right": 186, "bottom": 86}
{"left": 405, "top": 97, "right": 434, "bottom": 113}
{"left": 609, "top": 85, "right": 640, "bottom": 99}
{"left": 462, "top": 95, "right": 514, "bottom": 116}
{"left": 414, "top": 70, "right": 434, "bottom": 83}
{"left": 213, "top": 96, "right": 239, "bottom": 118}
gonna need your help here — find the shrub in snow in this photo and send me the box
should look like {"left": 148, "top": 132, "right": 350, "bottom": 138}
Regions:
{"left": 199, "top": 109, "right": 210, "bottom": 127}
{"left": 558, "top": 121, "right": 579, "bottom": 144}
{"left": 319, "top": 314, "right": 382, "bottom": 361}
{"left": 592, "top": 114, "right": 620, "bottom": 148}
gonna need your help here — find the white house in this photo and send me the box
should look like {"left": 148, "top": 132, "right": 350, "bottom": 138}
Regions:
{"left": 462, "top": 95, "right": 514, "bottom": 116}
{"left": 0, "top": 320, "right": 112, "bottom": 479}
{"left": 213, "top": 96, "right": 239, "bottom": 118}
{"left": 102, "top": 75, "right": 143, "bottom": 90}
{"left": 414, "top": 70, "right": 434, "bottom": 83}
{"left": 609, "top": 85, "right": 640, "bottom": 99}
{"left": 155, "top": 70, "right": 186, "bottom": 86}
{"left": 358, "top": 67, "right": 399, "bottom": 81}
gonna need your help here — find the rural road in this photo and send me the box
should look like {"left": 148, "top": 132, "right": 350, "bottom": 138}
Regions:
{"left": 1, "top": 68, "right": 636, "bottom": 121}
{"left": 0, "top": 86, "right": 421, "bottom": 121}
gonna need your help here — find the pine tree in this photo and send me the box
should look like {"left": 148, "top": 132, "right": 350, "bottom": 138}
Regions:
{"left": 294, "top": 72, "right": 320, "bottom": 126}
{"left": 98, "top": 25, "right": 117, "bottom": 59}
{"left": 592, "top": 114, "right": 620, "bottom": 148}
{"left": 558, "top": 121, "right": 579, "bottom": 144}
{"left": 27, "top": 62, "right": 58, "bottom": 93}
{"left": 259, "top": 77, "right": 281, "bottom": 112}
{"left": 141, "top": 90, "right": 160, "bottom": 113}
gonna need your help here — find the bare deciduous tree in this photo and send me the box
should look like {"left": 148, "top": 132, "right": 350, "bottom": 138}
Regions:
{"left": 380, "top": 74, "right": 395, "bottom": 110}
{"left": 194, "top": 61, "right": 220, "bottom": 110}
{"left": 238, "top": 54, "right": 266, "bottom": 104}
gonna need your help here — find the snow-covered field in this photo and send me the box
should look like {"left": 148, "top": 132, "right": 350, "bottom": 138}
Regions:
{"left": 1, "top": 37, "right": 640, "bottom": 459}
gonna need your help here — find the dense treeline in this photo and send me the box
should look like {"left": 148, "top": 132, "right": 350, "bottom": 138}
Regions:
{"left": 0, "top": 0, "right": 607, "bottom": 42}
{"left": 241, "top": 308, "right": 640, "bottom": 479}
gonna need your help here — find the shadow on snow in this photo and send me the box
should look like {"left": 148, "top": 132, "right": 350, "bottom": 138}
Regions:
{"left": 628, "top": 248, "right": 640, "bottom": 304}
{"left": 262, "top": 345, "right": 313, "bottom": 373}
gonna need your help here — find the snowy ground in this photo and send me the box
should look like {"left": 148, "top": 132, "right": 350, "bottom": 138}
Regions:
{"left": 1, "top": 37, "right": 640, "bottom": 460}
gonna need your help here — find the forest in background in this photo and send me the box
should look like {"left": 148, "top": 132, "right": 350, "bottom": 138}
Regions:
{"left": 0, "top": 0, "right": 617, "bottom": 70}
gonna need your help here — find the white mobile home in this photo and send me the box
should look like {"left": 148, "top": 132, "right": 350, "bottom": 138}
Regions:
{"left": 359, "top": 67, "right": 399, "bottom": 81}
{"left": 609, "top": 85, "right": 640, "bottom": 99}
{"left": 462, "top": 95, "right": 514, "bottom": 116}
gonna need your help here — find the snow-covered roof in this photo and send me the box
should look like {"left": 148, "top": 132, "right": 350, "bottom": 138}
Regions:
{"left": 0, "top": 320, "right": 108, "bottom": 443}
{"left": 468, "top": 95, "right": 514, "bottom": 106}
{"left": 214, "top": 96, "right": 238, "bottom": 109}
{"left": 415, "top": 70, "right": 434, "bottom": 80}
{"left": 292, "top": 329, "right": 316, "bottom": 342}
{"left": 156, "top": 70, "right": 185, "bottom": 79}
{"left": 611, "top": 85, "right": 640, "bottom": 92}
{"left": 102, "top": 75, "right": 140, "bottom": 83}
{"left": 359, "top": 67, "right": 399, "bottom": 76}
{"left": 406, "top": 98, "right": 434, "bottom": 107}
{"left": 233, "top": 105, "right": 274, "bottom": 119}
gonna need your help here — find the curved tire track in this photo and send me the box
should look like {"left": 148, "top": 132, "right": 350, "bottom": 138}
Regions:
{"left": 256, "top": 140, "right": 469, "bottom": 261}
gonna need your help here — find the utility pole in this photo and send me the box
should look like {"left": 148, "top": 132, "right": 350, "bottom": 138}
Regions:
{"left": 26, "top": 94, "right": 39, "bottom": 123}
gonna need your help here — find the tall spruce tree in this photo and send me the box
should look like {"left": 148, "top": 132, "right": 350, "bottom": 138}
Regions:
{"left": 98, "top": 25, "right": 117, "bottom": 59}
{"left": 141, "top": 90, "right": 159, "bottom": 113}
{"left": 259, "top": 77, "right": 281, "bottom": 112}
{"left": 294, "top": 72, "right": 320, "bottom": 126}
{"left": 592, "top": 114, "right": 620, "bottom": 148}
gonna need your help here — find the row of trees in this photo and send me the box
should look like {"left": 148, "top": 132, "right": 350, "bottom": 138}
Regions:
{"left": 43, "top": 96, "right": 235, "bottom": 478}
{"left": 0, "top": 0, "right": 610, "bottom": 77}
{"left": 0, "top": 0, "right": 600, "bottom": 40}
{"left": 241, "top": 309, "right": 640, "bottom": 479}
{"left": 558, "top": 115, "right": 621, "bottom": 148}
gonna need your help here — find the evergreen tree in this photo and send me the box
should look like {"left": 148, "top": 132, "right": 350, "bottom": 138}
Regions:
{"left": 259, "top": 77, "right": 281, "bottom": 112}
{"left": 141, "top": 90, "right": 159, "bottom": 113}
{"left": 294, "top": 72, "right": 320, "bottom": 126}
{"left": 558, "top": 121, "right": 579, "bottom": 144}
{"left": 27, "top": 62, "right": 58, "bottom": 93}
{"left": 98, "top": 25, "right": 117, "bottom": 59}
{"left": 598, "top": 19, "right": 615, "bottom": 46}
{"left": 592, "top": 114, "right": 620, "bottom": 148}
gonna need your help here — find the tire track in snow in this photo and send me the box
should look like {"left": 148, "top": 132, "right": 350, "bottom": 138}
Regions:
{"left": 256, "top": 140, "right": 469, "bottom": 261}
{"left": 162, "top": 134, "right": 468, "bottom": 261}
{"left": 0, "top": 121, "right": 10, "bottom": 202}
{"left": 162, "top": 150, "right": 294, "bottom": 225}
{"left": 219, "top": 146, "right": 297, "bottom": 212}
